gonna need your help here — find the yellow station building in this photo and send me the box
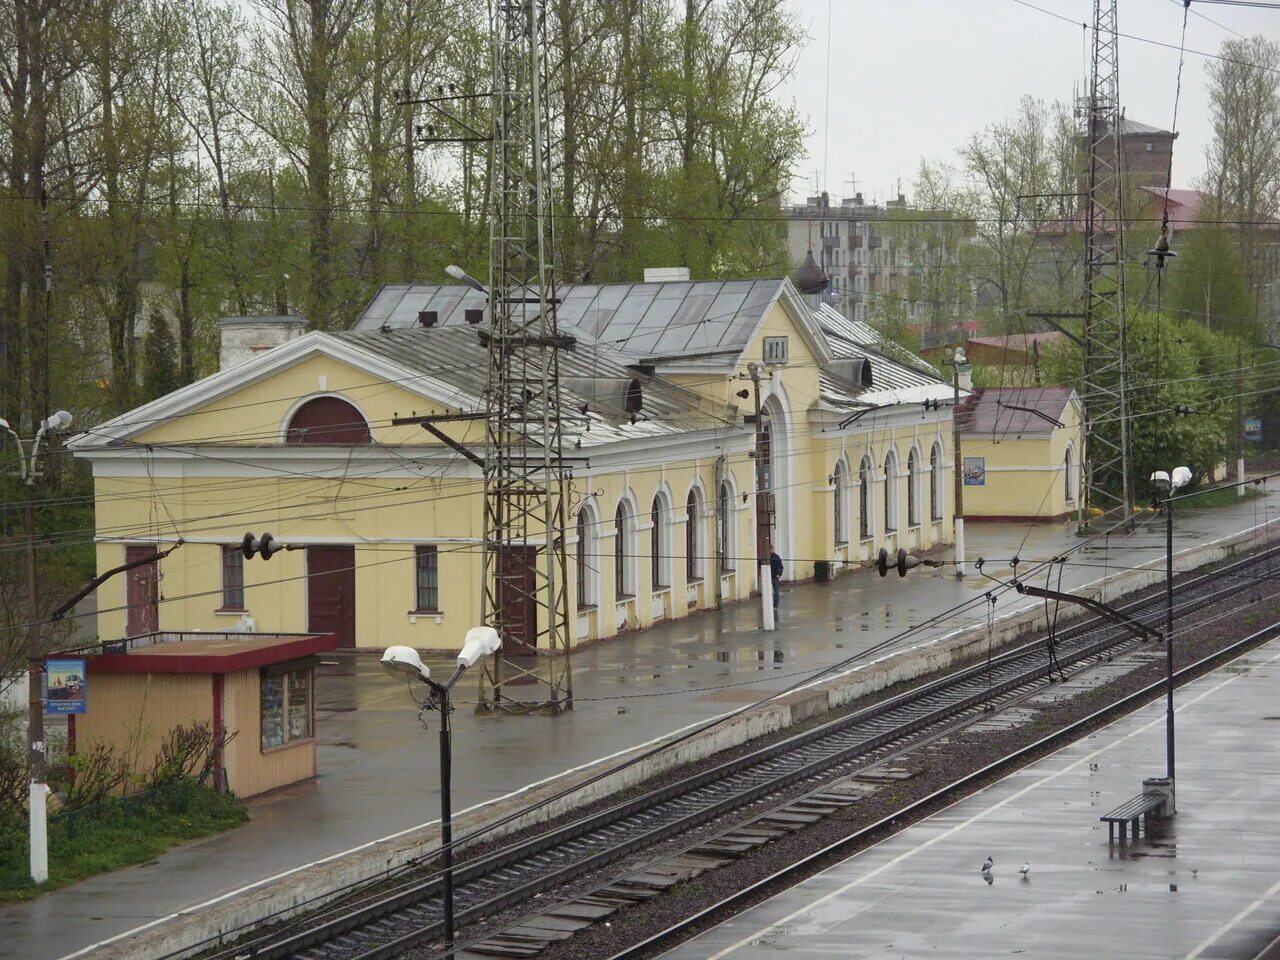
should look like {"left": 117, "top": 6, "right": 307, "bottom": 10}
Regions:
{"left": 70, "top": 277, "right": 963, "bottom": 652}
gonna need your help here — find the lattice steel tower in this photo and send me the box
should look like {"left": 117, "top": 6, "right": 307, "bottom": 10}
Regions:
{"left": 1078, "top": 0, "right": 1133, "bottom": 529}
{"left": 475, "top": 0, "right": 574, "bottom": 712}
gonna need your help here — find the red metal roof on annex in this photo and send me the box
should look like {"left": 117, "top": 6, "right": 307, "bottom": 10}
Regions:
{"left": 958, "top": 387, "right": 1078, "bottom": 436}
{"left": 84, "top": 632, "right": 337, "bottom": 674}
{"left": 964, "top": 332, "right": 1065, "bottom": 352}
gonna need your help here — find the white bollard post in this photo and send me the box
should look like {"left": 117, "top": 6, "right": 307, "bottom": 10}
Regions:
{"left": 760, "top": 563, "right": 775, "bottom": 631}
{"left": 29, "top": 781, "right": 48, "bottom": 883}
{"left": 954, "top": 517, "right": 966, "bottom": 578}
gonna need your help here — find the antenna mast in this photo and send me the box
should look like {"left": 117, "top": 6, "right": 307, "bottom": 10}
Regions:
{"left": 1078, "top": 0, "right": 1133, "bottom": 529}
{"left": 476, "top": 0, "right": 574, "bottom": 712}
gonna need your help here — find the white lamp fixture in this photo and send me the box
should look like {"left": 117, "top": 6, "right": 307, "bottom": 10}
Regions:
{"left": 457, "top": 626, "right": 501, "bottom": 669}
{"left": 445, "top": 264, "right": 487, "bottom": 294}
{"left": 38, "top": 410, "right": 72, "bottom": 434}
{"left": 381, "top": 645, "right": 431, "bottom": 683}
{"left": 1150, "top": 467, "right": 1192, "bottom": 495}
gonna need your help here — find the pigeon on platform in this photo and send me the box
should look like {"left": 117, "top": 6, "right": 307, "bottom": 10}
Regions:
{"left": 981, "top": 856, "right": 993, "bottom": 874}
{"left": 1019, "top": 862, "right": 1030, "bottom": 879}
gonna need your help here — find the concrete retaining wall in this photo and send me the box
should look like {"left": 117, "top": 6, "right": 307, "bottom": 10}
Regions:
{"left": 79, "top": 516, "right": 1279, "bottom": 960}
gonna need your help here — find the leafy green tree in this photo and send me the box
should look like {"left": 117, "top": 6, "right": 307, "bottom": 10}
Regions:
{"left": 141, "top": 311, "right": 180, "bottom": 402}
{"left": 1203, "top": 34, "right": 1280, "bottom": 301}
{"left": 1166, "top": 223, "right": 1258, "bottom": 341}
{"left": 1042, "top": 310, "right": 1238, "bottom": 496}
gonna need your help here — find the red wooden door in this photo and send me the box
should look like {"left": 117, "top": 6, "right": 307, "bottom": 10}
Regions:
{"left": 307, "top": 547, "right": 356, "bottom": 647}
{"left": 125, "top": 546, "right": 159, "bottom": 636}
{"left": 755, "top": 423, "right": 775, "bottom": 561}
{"left": 497, "top": 546, "right": 539, "bottom": 657}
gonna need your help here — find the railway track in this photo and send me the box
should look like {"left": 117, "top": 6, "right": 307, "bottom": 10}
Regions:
{"left": 211, "top": 543, "right": 1280, "bottom": 960}
{"left": 601, "top": 612, "right": 1280, "bottom": 960}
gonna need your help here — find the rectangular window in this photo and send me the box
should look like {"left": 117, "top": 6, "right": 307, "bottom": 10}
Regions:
{"left": 651, "top": 506, "right": 664, "bottom": 589}
{"left": 221, "top": 545, "right": 244, "bottom": 610}
{"left": 415, "top": 545, "right": 439, "bottom": 611}
{"left": 763, "top": 336, "right": 789, "bottom": 365}
{"left": 260, "top": 668, "right": 313, "bottom": 750}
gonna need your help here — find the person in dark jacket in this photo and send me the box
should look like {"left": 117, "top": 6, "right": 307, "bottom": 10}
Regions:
{"left": 769, "top": 550, "right": 784, "bottom": 613}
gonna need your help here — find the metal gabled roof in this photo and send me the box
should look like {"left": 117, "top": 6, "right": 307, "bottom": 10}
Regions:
{"left": 337, "top": 327, "right": 738, "bottom": 448}
{"left": 353, "top": 279, "right": 788, "bottom": 362}
{"left": 811, "top": 305, "right": 951, "bottom": 408}
{"left": 814, "top": 305, "right": 943, "bottom": 378}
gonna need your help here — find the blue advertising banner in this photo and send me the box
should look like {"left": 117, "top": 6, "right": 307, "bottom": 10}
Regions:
{"left": 1245, "top": 417, "right": 1262, "bottom": 443}
{"left": 46, "top": 658, "right": 87, "bottom": 715}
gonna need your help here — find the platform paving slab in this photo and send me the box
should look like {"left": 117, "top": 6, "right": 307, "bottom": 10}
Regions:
{"left": 662, "top": 635, "right": 1280, "bottom": 960}
{"left": 2, "top": 491, "right": 1278, "bottom": 960}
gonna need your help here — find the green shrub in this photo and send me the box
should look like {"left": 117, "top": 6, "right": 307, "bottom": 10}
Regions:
{"left": 0, "top": 779, "right": 247, "bottom": 900}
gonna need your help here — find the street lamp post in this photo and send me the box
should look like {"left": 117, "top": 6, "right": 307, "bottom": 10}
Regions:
{"left": 2, "top": 410, "right": 72, "bottom": 884}
{"left": 382, "top": 626, "right": 501, "bottom": 957}
{"left": 1150, "top": 466, "right": 1191, "bottom": 814}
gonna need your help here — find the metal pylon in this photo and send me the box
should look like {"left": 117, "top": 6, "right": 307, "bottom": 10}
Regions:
{"left": 1078, "top": 0, "right": 1133, "bottom": 531}
{"left": 476, "top": 0, "right": 573, "bottom": 712}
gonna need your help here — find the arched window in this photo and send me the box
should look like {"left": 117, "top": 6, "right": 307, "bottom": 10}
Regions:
{"left": 930, "top": 442, "right": 944, "bottom": 520}
{"left": 1065, "top": 446, "right": 1075, "bottom": 502}
{"left": 651, "top": 495, "right": 665, "bottom": 589}
{"left": 884, "top": 450, "right": 899, "bottom": 532}
{"left": 686, "top": 489, "right": 700, "bottom": 581}
{"left": 907, "top": 448, "right": 921, "bottom": 527}
{"left": 718, "top": 481, "right": 734, "bottom": 572}
{"left": 833, "top": 460, "right": 849, "bottom": 544}
{"left": 859, "top": 455, "right": 873, "bottom": 539}
{"left": 576, "top": 505, "right": 597, "bottom": 608}
{"left": 285, "top": 396, "right": 371, "bottom": 444}
{"left": 614, "top": 501, "right": 630, "bottom": 599}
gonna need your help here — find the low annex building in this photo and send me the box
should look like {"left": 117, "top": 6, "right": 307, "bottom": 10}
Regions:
{"left": 74, "top": 630, "right": 336, "bottom": 797}
{"left": 956, "top": 387, "right": 1084, "bottom": 522}
{"left": 70, "top": 276, "right": 959, "bottom": 652}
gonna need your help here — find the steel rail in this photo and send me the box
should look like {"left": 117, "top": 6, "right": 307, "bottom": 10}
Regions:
{"left": 602, "top": 614, "right": 1280, "bottom": 960}
{"left": 204, "top": 544, "right": 1280, "bottom": 960}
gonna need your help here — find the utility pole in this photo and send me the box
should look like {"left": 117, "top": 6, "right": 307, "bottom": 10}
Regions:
{"left": 475, "top": 0, "right": 573, "bottom": 712}
{"left": 950, "top": 349, "right": 969, "bottom": 577}
{"left": 1236, "top": 339, "right": 1246, "bottom": 496}
{"left": 1079, "top": 0, "right": 1133, "bottom": 529}
{"left": 747, "top": 361, "right": 775, "bottom": 629}
{"left": 2, "top": 411, "right": 71, "bottom": 884}
{"left": 713, "top": 454, "right": 726, "bottom": 609}
{"left": 25, "top": 493, "right": 46, "bottom": 884}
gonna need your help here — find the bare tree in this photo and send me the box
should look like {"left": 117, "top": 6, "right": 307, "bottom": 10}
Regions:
{"left": 1203, "top": 34, "right": 1280, "bottom": 312}
{"left": 248, "top": 0, "right": 369, "bottom": 329}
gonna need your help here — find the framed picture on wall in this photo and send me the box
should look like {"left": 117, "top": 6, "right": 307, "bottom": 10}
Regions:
{"left": 963, "top": 457, "right": 986, "bottom": 486}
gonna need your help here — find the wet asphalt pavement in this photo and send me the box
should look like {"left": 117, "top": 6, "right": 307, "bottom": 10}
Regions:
{"left": 660, "top": 633, "right": 1280, "bottom": 960}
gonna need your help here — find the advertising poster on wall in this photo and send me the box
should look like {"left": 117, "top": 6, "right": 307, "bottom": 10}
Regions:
{"left": 46, "top": 658, "right": 87, "bottom": 715}
{"left": 963, "top": 456, "right": 987, "bottom": 486}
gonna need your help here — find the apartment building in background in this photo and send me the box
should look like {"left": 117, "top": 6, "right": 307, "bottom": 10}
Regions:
{"left": 787, "top": 191, "right": 971, "bottom": 343}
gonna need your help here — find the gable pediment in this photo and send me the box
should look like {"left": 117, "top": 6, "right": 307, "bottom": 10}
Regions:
{"left": 68, "top": 333, "right": 483, "bottom": 450}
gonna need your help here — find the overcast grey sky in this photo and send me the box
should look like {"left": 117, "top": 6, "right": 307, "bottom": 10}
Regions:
{"left": 779, "top": 0, "right": 1278, "bottom": 205}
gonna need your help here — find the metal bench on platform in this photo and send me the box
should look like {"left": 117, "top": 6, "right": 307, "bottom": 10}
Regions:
{"left": 1100, "top": 792, "right": 1167, "bottom": 844}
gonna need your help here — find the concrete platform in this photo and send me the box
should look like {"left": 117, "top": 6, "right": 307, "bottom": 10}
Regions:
{"left": 662, "top": 636, "right": 1280, "bottom": 960}
{"left": 4, "top": 491, "right": 1278, "bottom": 960}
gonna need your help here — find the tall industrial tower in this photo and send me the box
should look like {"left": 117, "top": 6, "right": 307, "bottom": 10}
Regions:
{"left": 1078, "top": 0, "right": 1133, "bottom": 529}
{"left": 475, "top": 0, "right": 574, "bottom": 712}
